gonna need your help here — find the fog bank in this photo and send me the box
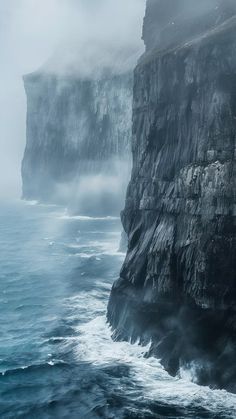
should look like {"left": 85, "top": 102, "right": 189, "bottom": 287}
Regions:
{"left": 0, "top": 0, "right": 145, "bottom": 200}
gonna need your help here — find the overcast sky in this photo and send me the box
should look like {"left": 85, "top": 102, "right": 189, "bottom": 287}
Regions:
{"left": 0, "top": 0, "right": 145, "bottom": 200}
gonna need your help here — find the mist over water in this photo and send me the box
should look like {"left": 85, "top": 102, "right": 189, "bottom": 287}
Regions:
{"left": 70, "top": 171, "right": 130, "bottom": 216}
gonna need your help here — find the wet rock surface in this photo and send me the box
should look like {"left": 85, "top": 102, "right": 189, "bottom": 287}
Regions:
{"left": 108, "top": 0, "right": 236, "bottom": 392}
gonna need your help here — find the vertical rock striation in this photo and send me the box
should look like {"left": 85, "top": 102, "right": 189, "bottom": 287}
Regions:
{"left": 108, "top": 0, "right": 236, "bottom": 392}
{"left": 22, "top": 71, "right": 133, "bottom": 214}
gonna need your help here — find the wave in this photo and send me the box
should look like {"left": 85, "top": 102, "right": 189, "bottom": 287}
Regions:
{"left": 69, "top": 250, "right": 125, "bottom": 259}
{"left": 23, "top": 200, "right": 39, "bottom": 206}
{"left": 89, "top": 231, "right": 121, "bottom": 235}
{"left": 64, "top": 275, "right": 236, "bottom": 419}
{"left": 59, "top": 214, "right": 120, "bottom": 221}
{"left": 74, "top": 314, "right": 236, "bottom": 418}
{"left": 66, "top": 240, "right": 126, "bottom": 258}
{"left": 23, "top": 200, "right": 61, "bottom": 208}
{"left": 0, "top": 360, "right": 68, "bottom": 377}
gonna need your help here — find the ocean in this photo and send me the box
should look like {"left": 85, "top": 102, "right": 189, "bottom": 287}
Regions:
{"left": 0, "top": 201, "right": 235, "bottom": 419}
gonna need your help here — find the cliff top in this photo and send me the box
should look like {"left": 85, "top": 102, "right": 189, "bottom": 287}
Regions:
{"left": 139, "top": 6, "right": 236, "bottom": 67}
{"left": 23, "top": 67, "right": 133, "bottom": 85}
{"left": 143, "top": 0, "right": 236, "bottom": 53}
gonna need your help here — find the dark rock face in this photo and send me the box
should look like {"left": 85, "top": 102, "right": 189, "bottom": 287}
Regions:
{"left": 22, "top": 72, "right": 132, "bottom": 214}
{"left": 108, "top": 0, "right": 236, "bottom": 392}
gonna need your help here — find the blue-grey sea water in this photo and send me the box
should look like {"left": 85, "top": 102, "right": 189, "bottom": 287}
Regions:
{"left": 0, "top": 201, "right": 236, "bottom": 419}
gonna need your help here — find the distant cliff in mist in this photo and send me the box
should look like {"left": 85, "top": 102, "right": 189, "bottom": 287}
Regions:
{"left": 22, "top": 68, "right": 133, "bottom": 215}
{"left": 108, "top": 0, "right": 236, "bottom": 392}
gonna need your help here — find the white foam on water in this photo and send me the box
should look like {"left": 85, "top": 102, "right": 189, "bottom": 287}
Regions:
{"left": 23, "top": 200, "right": 60, "bottom": 209}
{"left": 70, "top": 250, "right": 125, "bottom": 259}
{"left": 74, "top": 313, "right": 236, "bottom": 418}
{"left": 62, "top": 291, "right": 107, "bottom": 324}
{"left": 69, "top": 274, "right": 236, "bottom": 419}
{"left": 72, "top": 252, "right": 99, "bottom": 259}
{"left": 24, "top": 200, "right": 39, "bottom": 206}
{"left": 59, "top": 214, "right": 119, "bottom": 221}
{"left": 89, "top": 231, "right": 121, "bottom": 236}
{"left": 66, "top": 237, "right": 126, "bottom": 259}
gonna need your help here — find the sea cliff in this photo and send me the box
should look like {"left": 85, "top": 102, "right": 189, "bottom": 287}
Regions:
{"left": 108, "top": 0, "right": 236, "bottom": 392}
{"left": 22, "top": 71, "right": 133, "bottom": 215}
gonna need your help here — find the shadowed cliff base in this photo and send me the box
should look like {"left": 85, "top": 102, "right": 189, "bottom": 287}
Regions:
{"left": 108, "top": 284, "right": 236, "bottom": 392}
{"left": 108, "top": 0, "right": 236, "bottom": 392}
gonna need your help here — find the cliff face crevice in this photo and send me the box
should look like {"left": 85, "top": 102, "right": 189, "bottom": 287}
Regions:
{"left": 108, "top": 0, "right": 236, "bottom": 392}
{"left": 22, "top": 72, "right": 133, "bottom": 214}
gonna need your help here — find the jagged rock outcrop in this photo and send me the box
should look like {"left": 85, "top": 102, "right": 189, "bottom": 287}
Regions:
{"left": 22, "top": 71, "right": 132, "bottom": 214}
{"left": 108, "top": 0, "right": 236, "bottom": 392}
